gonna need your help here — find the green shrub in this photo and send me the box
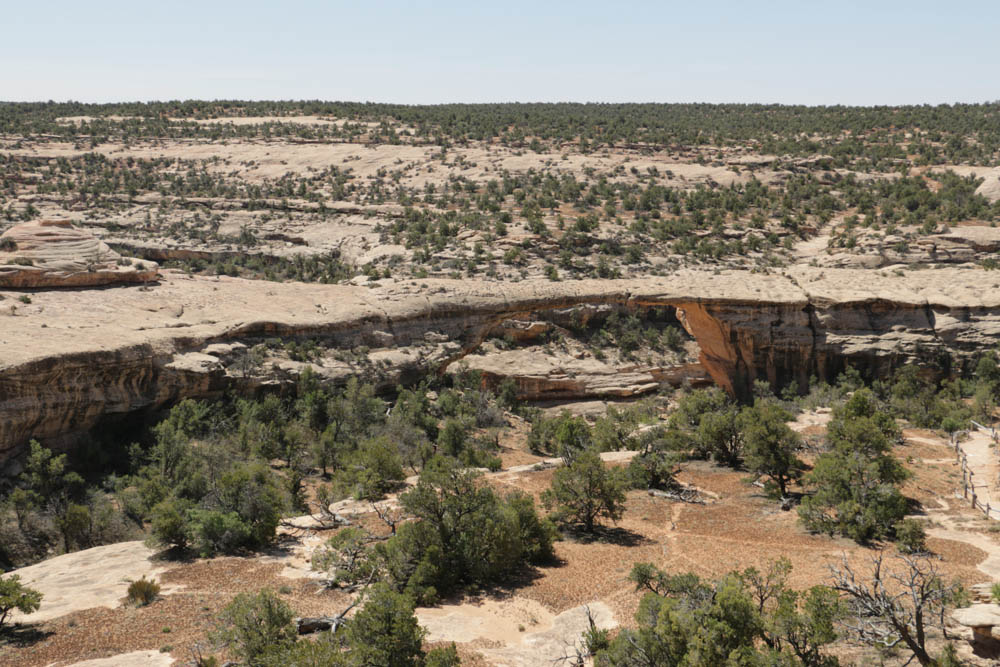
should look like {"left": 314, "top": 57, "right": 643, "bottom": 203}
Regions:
{"left": 627, "top": 446, "right": 682, "bottom": 490}
{"left": 799, "top": 389, "right": 910, "bottom": 543}
{"left": 213, "top": 590, "right": 296, "bottom": 666}
{"left": 313, "top": 527, "right": 379, "bottom": 587}
{"left": 213, "top": 463, "right": 285, "bottom": 547}
{"left": 149, "top": 497, "right": 192, "bottom": 550}
{"left": 259, "top": 637, "right": 342, "bottom": 666}
{"left": 894, "top": 518, "right": 928, "bottom": 554}
{"left": 343, "top": 583, "right": 426, "bottom": 667}
{"left": 936, "top": 642, "right": 963, "bottom": 667}
{"left": 127, "top": 576, "right": 161, "bottom": 606}
{"left": 186, "top": 510, "right": 252, "bottom": 557}
{"left": 741, "top": 401, "right": 805, "bottom": 498}
{"left": 542, "top": 448, "right": 627, "bottom": 533}
{"left": 0, "top": 574, "right": 43, "bottom": 631}
{"left": 425, "top": 643, "right": 461, "bottom": 667}
{"left": 599, "top": 560, "right": 844, "bottom": 666}
{"left": 527, "top": 411, "right": 591, "bottom": 457}
{"left": 377, "top": 463, "right": 556, "bottom": 603}
{"left": 336, "top": 437, "right": 406, "bottom": 500}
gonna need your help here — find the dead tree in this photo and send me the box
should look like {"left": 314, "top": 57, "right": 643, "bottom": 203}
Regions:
{"left": 282, "top": 493, "right": 352, "bottom": 532}
{"left": 553, "top": 605, "right": 603, "bottom": 666}
{"left": 313, "top": 504, "right": 405, "bottom": 591}
{"left": 648, "top": 487, "right": 704, "bottom": 504}
{"left": 829, "top": 552, "right": 959, "bottom": 666}
{"left": 312, "top": 526, "right": 384, "bottom": 591}
{"left": 296, "top": 571, "right": 375, "bottom": 635}
{"left": 371, "top": 501, "right": 403, "bottom": 535}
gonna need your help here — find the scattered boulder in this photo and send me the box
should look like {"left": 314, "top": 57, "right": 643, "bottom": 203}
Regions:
{"left": 976, "top": 175, "right": 1000, "bottom": 203}
{"left": 934, "top": 225, "right": 1000, "bottom": 253}
{"left": 952, "top": 603, "right": 1000, "bottom": 652}
{"left": 0, "top": 219, "right": 158, "bottom": 288}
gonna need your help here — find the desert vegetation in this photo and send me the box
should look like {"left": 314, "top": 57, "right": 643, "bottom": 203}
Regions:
{"left": 4, "top": 99, "right": 1000, "bottom": 666}
{"left": 2, "top": 356, "right": 997, "bottom": 664}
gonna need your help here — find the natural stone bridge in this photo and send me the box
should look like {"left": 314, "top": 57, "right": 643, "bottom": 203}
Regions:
{"left": 1, "top": 265, "right": 998, "bottom": 464}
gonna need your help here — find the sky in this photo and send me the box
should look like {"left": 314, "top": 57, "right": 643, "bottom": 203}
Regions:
{"left": 3, "top": 0, "right": 998, "bottom": 106}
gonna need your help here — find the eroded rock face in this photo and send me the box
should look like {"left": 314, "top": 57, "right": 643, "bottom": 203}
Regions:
{"left": 458, "top": 347, "right": 710, "bottom": 401}
{"left": 0, "top": 220, "right": 158, "bottom": 288}
{"left": 461, "top": 305, "right": 709, "bottom": 400}
{"left": 1, "top": 267, "right": 999, "bottom": 463}
{"left": 0, "top": 343, "right": 225, "bottom": 456}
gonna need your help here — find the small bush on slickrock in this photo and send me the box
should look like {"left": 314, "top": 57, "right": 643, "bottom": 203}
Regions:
{"left": 127, "top": 576, "right": 161, "bottom": 607}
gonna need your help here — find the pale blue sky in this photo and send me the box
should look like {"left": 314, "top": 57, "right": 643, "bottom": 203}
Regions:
{"left": 3, "top": 1, "right": 998, "bottom": 105}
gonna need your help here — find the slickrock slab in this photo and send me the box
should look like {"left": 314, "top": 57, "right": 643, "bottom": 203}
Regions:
{"left": 8, "top": 541, "right": 169, "bottom": 623}
{"left": 0, "top": 220, "right": 157, "bottom": 288}
{"left": 64, "top": 651, "right": 174, "bottom": 667}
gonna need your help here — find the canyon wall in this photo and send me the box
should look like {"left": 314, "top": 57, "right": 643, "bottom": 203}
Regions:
{"left": 1, "top": 267, "right": 998, "bottom": 464}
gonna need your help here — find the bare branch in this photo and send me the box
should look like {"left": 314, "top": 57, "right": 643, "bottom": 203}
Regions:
{"left": 828, "top": 551, "right": 956, "bottom": 667}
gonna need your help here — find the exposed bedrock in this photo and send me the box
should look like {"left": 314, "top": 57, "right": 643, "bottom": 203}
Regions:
{"left": 459, "top": 303, "right": 711, "bottom": 401}
{"left": 0, "top": 220, "right": 158, "bottom": 288}
{"left": 1, "top": 266, "right": 998, "bottom": 463}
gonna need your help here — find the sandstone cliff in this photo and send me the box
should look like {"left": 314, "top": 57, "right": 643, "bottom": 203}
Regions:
{"left": 1, "top": 266, "right": 998, "bottom": 463}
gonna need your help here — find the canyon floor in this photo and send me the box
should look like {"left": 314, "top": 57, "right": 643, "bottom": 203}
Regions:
{"left": 4, "top": 420, "right": 1000, "bottom": 667}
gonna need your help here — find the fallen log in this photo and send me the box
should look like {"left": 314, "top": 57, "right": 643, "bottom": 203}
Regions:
{"left": 296, "top": 616, "right": 339, "bottom": 635}
{"left": 647, "top": 487, "right": 704, "bottom": 504}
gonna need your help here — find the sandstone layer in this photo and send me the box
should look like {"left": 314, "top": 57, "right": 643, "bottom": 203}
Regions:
{"left": 458, "top": 347, "right": 710, "bottom": 401}
{"left": 0, "top": 220, "right": 158, "bottom": 288}
{"left": 1, "top": 266, "right": 999, "bottom": 463}
{"left": 817, "top": 224, "right": 1000, "bottom": 269}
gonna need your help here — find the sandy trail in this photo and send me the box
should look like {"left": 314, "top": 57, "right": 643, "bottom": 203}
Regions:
{"left": 925, "top": 497, "right": 1000, "bottom": 580}
{"left": 418, "top": 596, "right": 555, "bottom": 644}
{"left": 791, "top": 221, "right": 835, "bottom": 262}
{"left": 63, "top": 651, "right": 174, "bottom": 667}
{"left": 903, "top": 431, "right": 1000, "bottom": 581}
{"left": 957, "top": 430, "right": 1000, "bottom": 518}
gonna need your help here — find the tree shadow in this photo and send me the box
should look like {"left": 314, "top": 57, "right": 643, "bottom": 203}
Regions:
{"left": 476, "top": 564, "right": 554, "bottom": 600}
{"left": 262, "top": 536, "right": 300, "bottom": 558}
{"left": 150, "top": 538, "right": 302, "bottom": 566}
{"left": 562, "top": 525, "right": 651, "bottom": 547}
{"left": 490, "top": 571, "right": 548, "bottom": 599}
{"left": 415, "top": 561, "right": 556, "bottom": 610}
{"left": 0, "top": 279, "right": 164, "bottom": 294}
{"left": 149, "top": 545, "right": 197, "bottom": 564}
{"left": 905, "top": 497, "right": 927, "bottom": 515}
{"left": 0, "top": 624, "right": 53, "bottom": 648}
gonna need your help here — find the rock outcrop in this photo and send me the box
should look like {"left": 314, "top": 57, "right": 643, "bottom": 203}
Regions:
{"left": 458, "top": 347, "right": 710, "bottom": 401}
{"left": 952, "top": 604, "right": 1000, "bottom": 651}
{"left": 1, "top": 266, "right": 999, "bottom": 463}
{"left": 817, "top": 224, "right": 1000, "bottom": 269}
{"left": 0, "top": 220, "right": 158, "bottom": 288}
{"left": 976, "top": 174, "right": 1000, "bottom": 203}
